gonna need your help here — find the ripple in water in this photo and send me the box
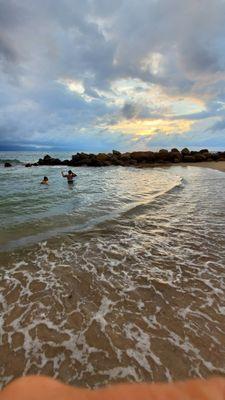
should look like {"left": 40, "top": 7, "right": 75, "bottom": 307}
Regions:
{"left": 1, "top": 166, "right": 225, "bottom": 388}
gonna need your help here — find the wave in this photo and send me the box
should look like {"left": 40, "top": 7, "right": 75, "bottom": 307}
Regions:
{"left": 0, "top": 158, "right": 23, "bottom": 165}
{"left": 1, "top": 175, "right": 184, "bottom": 253}
{"left": 121, "top": 175, "right": 184, "bottom": 218}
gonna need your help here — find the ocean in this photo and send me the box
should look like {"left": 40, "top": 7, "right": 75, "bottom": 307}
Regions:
{"left": 1, "top": 151, "right": 225, "bottom": 388}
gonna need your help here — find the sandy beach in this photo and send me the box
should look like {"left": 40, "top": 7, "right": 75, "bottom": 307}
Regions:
{"left": 137, "top": 160, "right": 225, "bottom": 173}
{"left": 179, "top": 161, "right": 225, "bottom": 173}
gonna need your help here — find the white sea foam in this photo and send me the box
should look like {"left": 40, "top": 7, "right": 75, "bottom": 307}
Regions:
{"left": 1, "top": 166, "right": 225, "bottom": 388}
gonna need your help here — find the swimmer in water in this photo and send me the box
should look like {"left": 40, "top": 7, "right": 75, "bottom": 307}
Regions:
{"left": 40, "top": 176, "right": 49, "bottom": 184}
{"left": 61, "top": 170, "right": 77, "bottom": 183}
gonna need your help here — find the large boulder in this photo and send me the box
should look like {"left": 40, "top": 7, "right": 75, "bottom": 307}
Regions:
{"left": 95, "top": 153, "right": 112, "bottom": 166}
{"left": 211, "top": 153, "right": 220, "bottom": 161}
{"left": 71, "top": 153, "right": 91, "bottom": 165}
{"left": 199, "top": 149, "right": 209, "bottom": 154}
{"left": 183, "top": 155, "right": 195, "bottom": 163}
{"left": 120, "top": 152, "right": 132, "bottom": 162}
{"left": 193, "top": 153, "right": 206, "bottom": 162}
{"left": 168, "top": 150, "right": 182, "bottom": 163}
{"left": 112, "top": 150, "right": 121, "bottom": 157}
{"left": 4, "top": 162, "right": 12, "bottom": 167}
{"left": 87, "top": 157, "right": 107, "bottom": 167}
{"left": 155, "top": 150, "right": 170, "bottom": 162}
{"left": 181, "top": 148, "right": 190, "bottom": 156}
{"left": 130, "top": 151, "right": 155, "bottom": 163}
{"left": 38, "top": 155, "right": 62, "bottom": 165}
{"left": 216, "top": 152, "right": 225, "bottom": 161}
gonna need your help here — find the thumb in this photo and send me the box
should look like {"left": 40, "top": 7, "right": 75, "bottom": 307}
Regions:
{"left": 1, "top": 376, "right": 225, "bottom": 400}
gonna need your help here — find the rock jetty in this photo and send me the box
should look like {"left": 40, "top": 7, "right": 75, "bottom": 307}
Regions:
{"left": 25, "top": 148, "right": 225, "bottom": 168}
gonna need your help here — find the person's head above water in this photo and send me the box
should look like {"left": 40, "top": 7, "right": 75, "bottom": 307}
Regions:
{"left": 41, "top": 176, "right": 49, "bottom": 184}
{"left": 68, "top": 170, "right": 72, "bottom": 174}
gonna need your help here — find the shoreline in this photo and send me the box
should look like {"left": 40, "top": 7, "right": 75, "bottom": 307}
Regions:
{"left": 179, "top": 160, "right": 225, "bottom": 173}
{"left": 136, "top": 160, "right": 225, "bottom": 173}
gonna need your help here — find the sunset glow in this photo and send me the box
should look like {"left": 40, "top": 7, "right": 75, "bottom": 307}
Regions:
{"left": 0, "top": 0, "right": 225, "bottom": 151}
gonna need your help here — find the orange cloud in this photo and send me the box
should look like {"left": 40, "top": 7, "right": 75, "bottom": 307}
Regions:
{"left": 107, "top": 118, "right": 194, "bottom": 136}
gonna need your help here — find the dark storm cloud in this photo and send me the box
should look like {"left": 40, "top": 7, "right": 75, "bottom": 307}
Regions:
{"left": 0, "top": 0, "right": 225, "bottom": 150}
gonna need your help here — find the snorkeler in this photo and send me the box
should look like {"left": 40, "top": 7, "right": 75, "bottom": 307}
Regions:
{"left": 40, "top": 176, "right": 49, "bottom": 184}
{"left": 61, "top": 170, "right": 77, "bottom": 183}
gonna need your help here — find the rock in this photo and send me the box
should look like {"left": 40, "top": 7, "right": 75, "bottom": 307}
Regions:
{"left": 155, "top": 151, "right": 169, "bottom": 162}
{"left": 43, "top": 154, "right": 51, "bottom": 160}
{"left": 88, "top": 157, "right": 105, "bottom": 167}
{"left": 211, "top": 153, "right": 220, "bottom": 161}
{"left": 71, "top": 153, "right": 91, "bottom": 165}
{"left": 173, "top": 158, "right": 181, "bottom": 163}
{"left": 193, "top": 153, "right": 206, "bottom": 162}
{"left": 38, "top": 158, "right": 44, "bottom": 165}
{"left": 199, "top": 149, "right": 209, "bottom": 154}
{"left": 25, "top": 163, "right": 32, "bottom": 167}
{"left": 38, "top": 155, "right": 62, "bottom": 165}
{"left": 111, "top": 157, "right": 123, "bottom": 165}
{"left": 127, "top": 159, "right": 138, "bottom": 165}
{"left": 168, "top": 150, "right": 182, "bottom": 163}
{"left": 112, "top": 150, "right": 121, "bottom": 156}
{"left": 130, "top": 151, "right": 155, "bottom": 163}
{"left": 183, "top": 155, "right": 195, "bottom": 162}
{"left": 4, "top": 162, "right": 12, "bottom": 167}
{"left": 121, "top": 152, "right": 132, "bottom": 162}
{"left": 216, "top": 152, "right": 225, "bottom": 161}
{"left": 181, "top": 148, "right": 190, "bottom": 156}
{"left": 61, "top": 160, "right": 69, "bottom": 166}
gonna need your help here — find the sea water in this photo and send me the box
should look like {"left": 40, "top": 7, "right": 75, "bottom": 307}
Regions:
{"left": 1, "top": 151, "right": 225, "bottom": 388}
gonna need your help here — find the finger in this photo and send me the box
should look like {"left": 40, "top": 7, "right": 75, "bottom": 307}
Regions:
{"left": 1, "top": 376, "right": 225, "bottom": 400}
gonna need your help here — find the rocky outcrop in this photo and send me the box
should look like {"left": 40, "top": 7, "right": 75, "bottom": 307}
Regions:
{"left": 38, "top": 154, "right": 64, "bottom": 166}
{"left": 4, "top": 162, "right": 12, "bottom": 167}
{"left": 25, "top": 148, "right": 225, "bottom": 168}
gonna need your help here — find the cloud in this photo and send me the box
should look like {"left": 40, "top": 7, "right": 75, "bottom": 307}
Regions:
{"left": 1, "top": 0, "right": 225, "bottom": 151}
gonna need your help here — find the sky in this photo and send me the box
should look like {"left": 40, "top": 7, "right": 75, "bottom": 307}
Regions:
{"left": 1, "top": 0, "right": 225, "bottom": 152}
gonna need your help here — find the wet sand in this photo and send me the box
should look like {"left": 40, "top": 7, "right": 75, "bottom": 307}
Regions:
{"left": 179, "top": 161, "right": 225, "bottom": 173}
{"left": 138, "top": 161, "right": 225, "bottom": 173}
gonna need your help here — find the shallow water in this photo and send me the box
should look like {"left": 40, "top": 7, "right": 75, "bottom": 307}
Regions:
{"left": 1, "top": 159, "right": 225, "bottom": 388}
{"left": 0, "top": 160, "right": 181, "bottom": 250}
